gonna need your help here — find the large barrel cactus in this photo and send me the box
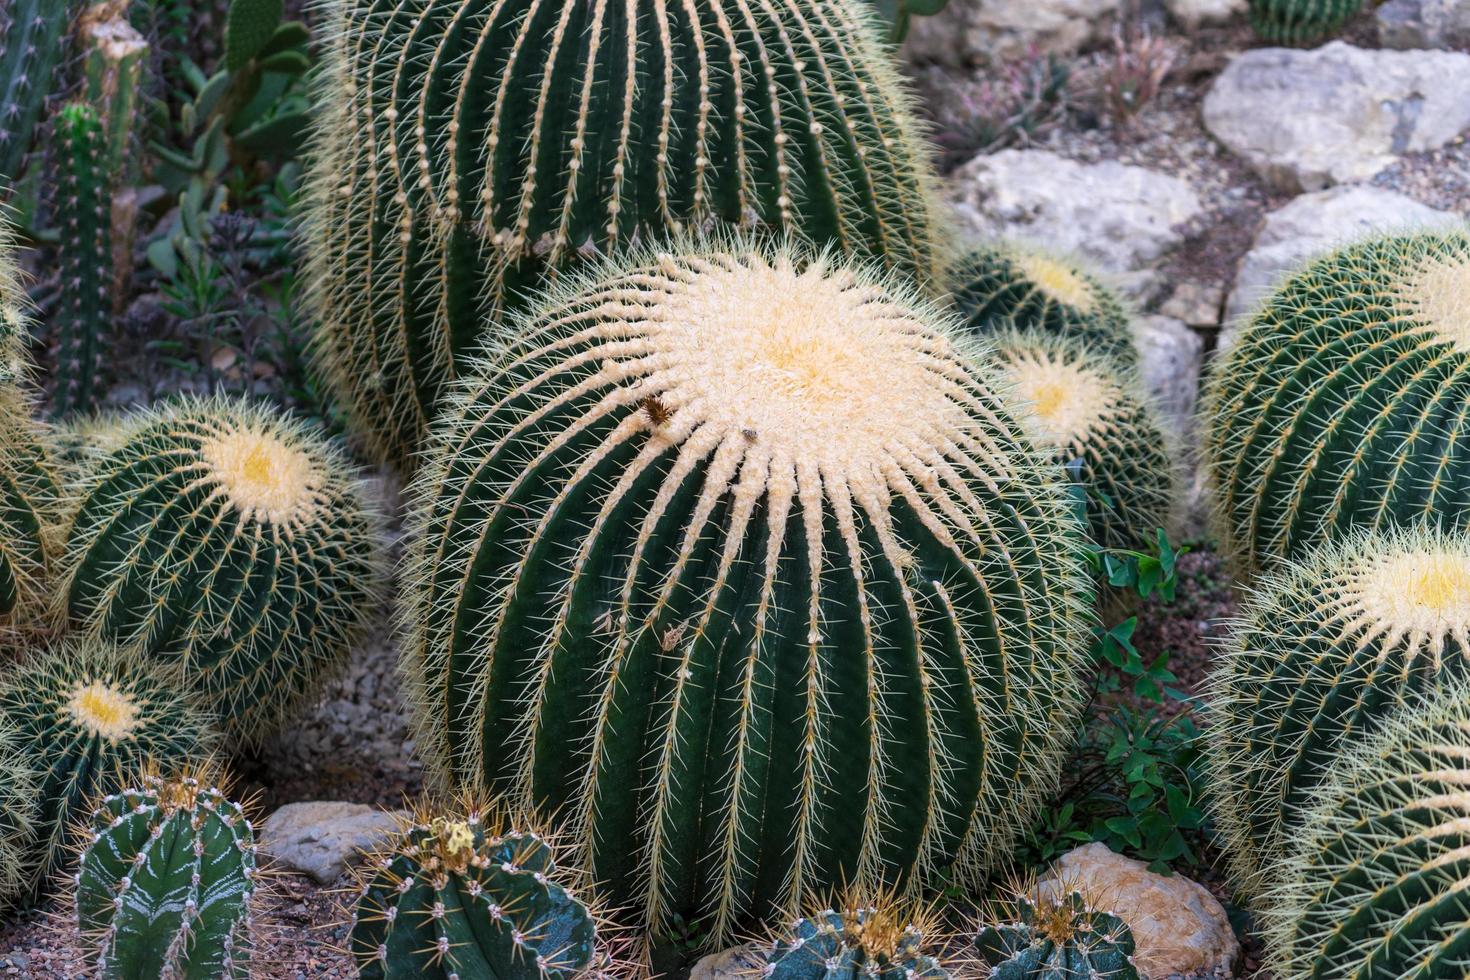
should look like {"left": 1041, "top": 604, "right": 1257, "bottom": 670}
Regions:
{"left": 303, "top": 0, "right": 945, "bottom": 467}
{"left": 0, "top": 303, "right": 57, "bottom": 632}
{"left": 1204, "top": 231, "right": 1470, "bottom": 574}
{"left": 57, "top": 397, "right": 385, "bottom": 742}
{"left": 1248, "top": 0, "right": 1358, "bottom": 42}
{"left": 402, "top": 242, "right": 1091, "bottom": 942}
{"left": 0, "top": 0, "right": 75, "bottom": 187}
{"left": 0, "top": 716, "right": 38, "bottom": 908}
{"left": 1261, "top": 681, "right": 1470, "bottom": 978}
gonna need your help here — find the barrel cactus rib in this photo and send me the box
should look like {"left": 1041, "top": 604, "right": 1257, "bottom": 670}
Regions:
{"left": 401, "top": 241, "right": 1090, "bottom": 943}
{"left": 758, "top": 895, "right": 953, "bottom": 980}
{"left": 975, "top": 888, "right": 1139, "bottom": 980}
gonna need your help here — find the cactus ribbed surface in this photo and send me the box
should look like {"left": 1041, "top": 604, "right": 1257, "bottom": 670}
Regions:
{"left": 402, "top": 242, "right": 1091, "bottom": 942}
{"left": 0, "top": 717, "right": 38, "bottom": 908}
{"left": 975, "top": 890, "right": 1139, "bottom": 980}
{"left": 350, "top": 799, "right": 604, "bottom": 980}
{"left": 304, "top": 0, "right": 946, "bottom": 467}
{"left": 0, "top": 639, "right": 217, "bottom": 888}
{"left": 949, "top": 246, "right": 1135, "bottom": 364}
{"left": 1207, "top": 526, "right": 1470, "bottom": 895}
{"left": 991, "top": 330, "right": 1173, "bottom": 552}
{"left": 77, "top": 771, "right": 259, "bottom": 979}
{"left": 53, "top": 102, "right": 112, "bottom": 419}
{"left": 0, "top": 0, "right": 75, "bottom": 186}
{"left": 1204, "top": 231, "right": 1470, "bottom": 575}
{"left": 58, "top": 397, "right": 385, "bottom": 743}
{"left": 1248, "top": 0, "right": 1358, "bottom": 42}
{"left": 760, "top": 899, "right": 950, "bottom": 980}
{"left": 1261, "top": 681, "right": 1470, "bottom": 978}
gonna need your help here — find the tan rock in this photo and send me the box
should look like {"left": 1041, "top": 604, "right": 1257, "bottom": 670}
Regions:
{"left": 690, "top": 944, "right": 761, "bottom": 980}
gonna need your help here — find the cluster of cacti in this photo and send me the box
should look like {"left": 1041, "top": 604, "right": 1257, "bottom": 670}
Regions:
{"left": 0, "top": 716, "right": 39, "bottom": 908}
{"left": 989, "top": 330, "right": 1174, "bottom": 551}
{"left": 57, "top": 396, "right": 385, "bottom": 742}
{"left": 0, "top": 0, "right": 76, "bottom": 186}
{"left": 758, "top": 897, "right": 951, "bottom": 980}
{"left": 948, "top": 245, "right": 1136, "bottom": 365}
{"left": 1247, "top": 0, "right": 1359, "bottom": 42}
{"left": 975, "top": 889, "right": 1139, "bottom": 980}
{"left": 401, "top": 241, "right": 1091, "bottom": 942}
{"left": 350, "top": 798, "right": 605, "bottom": 980}
{"left": 1204, "top": 231, "right": 1470, "bottom": 575}
{"left": 52, "top": 101, "right": 112, "bottom": 419}
{"left": 303, "top": 0, "right": 946, "bottom": 466}
{"left": 75, "top": 768, "right": 260, "bottom": 978}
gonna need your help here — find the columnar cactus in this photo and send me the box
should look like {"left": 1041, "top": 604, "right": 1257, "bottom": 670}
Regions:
{"left": 1204, "top": 231, "right": 1470, "bottom": 575}
{"left": 1248, "top": 0, "right": 1358, "bottom": 42}
{"left": 303, "top": 0, "right": 946, "bottom": 467}
{"left": 350, "top": 799, "right": 606, "bottom": 980}
{"left": 1261, "top": 680, "right": 1470, "bottom": 978}
{"left": 759, "top": 896, "right": 950, "bottom": 980}
{"left": 53, "top": 101, "right": 112, "bottom": 419}
{"left": 0, "top": 716, "right": 39, "bottom": 908}
{"left": 948, "top": 246, "right": 1135, "bottom": 364}
{"left": 76, "top": 769, "right": 260, "bottom": 978}
{"left": 1206, "top": 526, "right": 1470, "bottom": 894}
{"left": 0, "top": 0, "right": 76, "bottom": 186}
{"left": 975, "top": 889, "right": 1139, "bottom": 980}
{"left": 0, "top": 639, "right": 217, "bottom": 887}
{"left": 990, "top": 330, "right": 1174, "bottom": 552}
{"left": 57, "top": 396, "right": 385, "bottom": 742}
{"left": 402, "top": 242, "right": 1091, "bottom": 942}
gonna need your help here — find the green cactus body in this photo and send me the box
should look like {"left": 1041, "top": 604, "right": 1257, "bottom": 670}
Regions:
{"left": 975, "top": 891, "right": 1139, "bottom": 980}
{"left": 0, "top": 639, "right": 217, "bottom": 889}
{"left": 949, "top": 247, "right": 1135, "bottom": 365}
{"left": 77, "top": 772, "right": 258, "bottom": 979}
{"left": 58, "top": 396, "right": 385, "bottom": 743}
{"left": 0, "top": 0, "right": 75, "bottom": 186}
{"left": 350, "top": 804, "right": 600, "bottom": 980}
{"left": 0, "top": 716, "right": 39, "bottom": 908}
{"left": 1262, "top": 681, "right": 1470, "bottom": 978}
{"left": 303, "top": 0, "right": 946, "bottom": 467}
{"left": 990, "top": 330, "right": 1174, "bottom": 552}
{"left": 401, "top": 242, "right": 1091, "bottom": 943}
{"left": 760, "top": 904, "right": 949, "bottom": 980}
{"left": 1247, "top": 0, "right": 1358, "bottom": 42}
{"left": 1207, "top": 526, "right": 1470, "bottom": 895}
{"left": 54, "top": 102, "right": 112, "bottom": 419}
{"left": 1204, "top": 231, "right": 1470, "bottom": 575}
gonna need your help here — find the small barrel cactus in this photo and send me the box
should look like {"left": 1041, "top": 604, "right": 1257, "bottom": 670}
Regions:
{"left": 0, "top": 639, "right": 218, "bottom": 889}
{"left": 1261, "top": 680, "right": 1470, "bottom": 978}
{"left": 948, "top": 245, "right": 1135, "bottom": 364}
{"left": 759, "top": 896, "right": 950, "bottom": 980}
{"left": 350, "top": 798, "right": 605, "bottom": 980}
{"left": 402, "top": 241, "right": 1091, "bottom": 942}
{"left": 53, "top": 101, "right": 113, "bottom": 419}
{"left": 76, "top": 769, "right": 260, "bottom": 978}
{"left": 303, "top": 0, "right": 946, "bottom": 467}
{"left": 1204, "top": 231, "right": 1470, "bottom": 574}
{"left": 57, "top": 396, "right": 385, "bottom": 742}
{"left": 1207, "top": 525, "right": 1470, "bottom": 894}
{"left": 0, "top": 716, "right": 39, "bottom": 908}
{"left": 975, "top": 889, "right": 1138, "bottom": 980}
{"left": 1248, "top": 0, "right": 1358, "bottom": 42}
{"left": 990, "top": 330, "right": 1174, "bottom": 552}
{"left": 0, "top": 0, "right": 75, "bottom": 186}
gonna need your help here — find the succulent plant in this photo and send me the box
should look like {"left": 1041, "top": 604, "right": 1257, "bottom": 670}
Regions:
{"left": 1261, "top": 680, "right": 1470, "bottom": 978}
{"left": 948, "top": 245, "right": 1135, "bottom": 364}
{"left": 990, "top": 330, "right": 1174, "bottom": 552}
{"left": 0, "top": 0, "right": 76, "bottom": 187}
{"left": 0, "top": 638, "right": 218, "bottom": 889}
{"left": 57, "top": 396, "right": 385, "bottom": 743}
{"left": 76, "top": 768, "right": 260, "bottom": 978}
{"left": 1206, "top": 525, "right": 1470, "bottom": 895}
{"left": 303, "top": 0, "right": 946, "bottom": 467}
{"left": 350, "top": 797, "right": 608, "bottom": 980}
{"left": 758, "top": 895, "right": 951, "bottom": 980}
{"left": 0, "top": 716, "right": 39, "bottom": 908}
{"left": 52, "top": 102, "right": 112, "bottom": 419}
{"left": 1204, "top": 231, "right": 1470, "bottom": 575}
{"left": 0, "top": 377, "right": 58, "bottom": 634}
{"left": 975, "top": 889, "right": 1138, "bottom": 980}
{"left": 1248, "top": 0, "right": 1358, "bottom": 42}
{"left": 401, "top": 241, "right": 1091, "bottom": 943}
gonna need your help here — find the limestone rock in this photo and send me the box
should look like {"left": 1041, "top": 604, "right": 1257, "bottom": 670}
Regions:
{"left": 1202, "top": 42, "right": 1470, "bottom": 192}
{"left": 260, "top": 800, "right": 404, "bottom": 885}
{"left": 690, "top": 945, "right": 761, "bottom": 980}
{"left": 903, "top": 0, "right": 1121, "bottom": 68}
{"left": 1377, "top": 0, "right": 1470, "bottom": 49}
{"left": 1166, "top": 0, "right": 1246, "bottom": 28}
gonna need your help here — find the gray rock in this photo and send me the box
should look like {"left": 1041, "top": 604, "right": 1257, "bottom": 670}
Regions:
{"left": 261, "top": 801, "right": 404, "bottom": 885}
{"left": 1135, "top": 316, "right": 1208, "bottom": 536}
{"left": 1158, "top": 282, "right": 1225, "bottom": 327}
{"left": 903, "top": 0, "right": 1121, "bottom": 67}
{"left": 1202, "top": 42, "right": 1470, "bottom": 192}
{"left": 1377, "top": 0, "right": 1470, "bottom": 49}
{"left": 1165, "top": 0, "right": 1245, "bottom": 27}
{"left": 690, "top": 944, "right": 761, "bottom": 980}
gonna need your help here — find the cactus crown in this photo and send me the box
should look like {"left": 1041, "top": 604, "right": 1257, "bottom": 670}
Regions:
{"left": 975, "top": 884, "right": 1138, "bottom": 980}
{"left": 756, "top": 891, "right": 951, "bottom": 980}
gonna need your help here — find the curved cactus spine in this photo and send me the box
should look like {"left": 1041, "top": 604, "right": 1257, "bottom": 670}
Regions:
{"left": 0, "top": 639, "right": 218, "bottom": 889}
{"left": 53, "top": 101, "right": 112, "bottom": 419}
{"left": 758, "top": 894, "right": 951, "bottom": 980}
{"left": 1261, "top": 680, "right": 1470, "bottom": 978}
{"left": 0, "top": 716, "right": 39, "bottom": 908}
{"left": 303, "top": 0, "right": 947, "bottom": 468}
{"left": 948, "top": 246, "right": 1135, "bottom": 365}
{"left": 974, "top": 889, "right": 1138, "bottom": 980}
{"left": 76, "top": 768, "right": 260, "bottom": 979}
{"left": 1203, "top": 231, "right": 1470, "bottom": 576}
{"left": 401, "top": 241, "right": 1091, "bottom": 943}
{"left": 0, "top": 0, "right": 76, "bottom": 186}
{"left": 1206, "top": 525, "right": 1470, "bottom": 895}
{"left": 349, "top": 797, "right": 612, "bottom": 980}
{"left": 990, "top": 330, "right": 1174, "bottom": 552}
{"left": 1248, "top": 0, "right": 1358, "bottom": 42}
{"left": 56, "top": 396, "right": 386, "bottom": 743}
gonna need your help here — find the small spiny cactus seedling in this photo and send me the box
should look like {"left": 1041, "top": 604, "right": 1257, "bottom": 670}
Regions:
{"left": 0, "top": 715, "right": 39, "bottom": 908}
{"left": 990, "top": 330, "right": 1174, "bottom": 552}
{"left": 756, "top": 893, "right": 951, "bottom": 980}
{"left": 303, "top": 0, "right": 946, "bottom": 467}
{"left": 75, "top": 767, "right": 260, "bottom": 978}
{"left": 948, "top": 245, "right": 1136, "bottom": 364}
{"left": 1260, "top": 680, "right": 1470, "bottom": 978}
{"left": 0, "top": 0, "right": 76, "bottom": 187}
{"left": 1206, "top": 525, "right": 1470, "bottom": 895}
{"left": 57, "top": 396, "right": 385, "bottom": 743}
{"left": 401, "top": 241, "right": 1091, "bottom": 943}
{"left": 1248, "top": 0, "right": 1359, "bottom": 42}
{"left": 0, "top": 638, "right": 217, "bottom": 889}
{"left": 974, "top": 887, "right": 1139, "bottom": 980}
{"left": 349, "top": 797, "right": 610, "bottom": 980}
{"left": 53, "top": 101, "right": 112, "bottom": 419}
{"left": 1204, "top": 231, "right": 1470, "bottom": 575}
